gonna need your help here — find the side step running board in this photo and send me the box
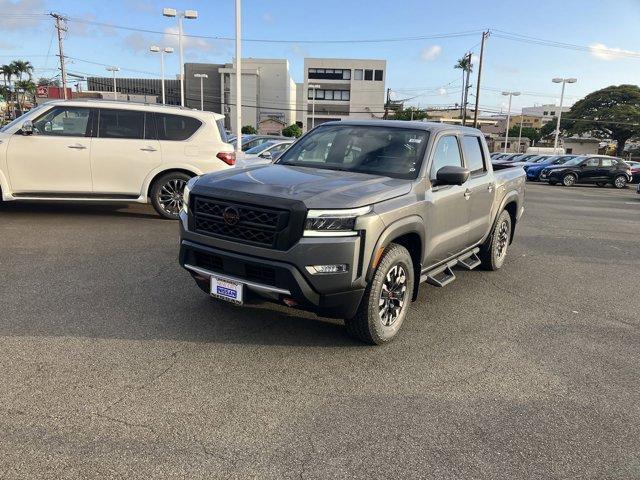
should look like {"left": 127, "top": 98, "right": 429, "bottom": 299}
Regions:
{"left": 457, "top": 250, "right": 481, "bottom": 270}
{"left": 420, "top": 247, "right": 481, "bottom": 287}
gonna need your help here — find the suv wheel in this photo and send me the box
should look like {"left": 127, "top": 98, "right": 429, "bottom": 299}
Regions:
{"left": 562, "top": 173, "right": 576, "bottom": 187}
{"left": 613, "top": 175, "right": 627, "bottom": 189}
{"left": 479, "top": 210, "right": 512, "bottom": 271}
{"left": 345, "top": 243, "right": 414, "bottom": 345}
{"left": 150, "top": 172, "right": 191, "bottom": 220}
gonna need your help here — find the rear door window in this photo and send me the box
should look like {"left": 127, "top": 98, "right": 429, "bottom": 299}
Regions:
{"left": 98, "top": 109, "right": 145, "bottom": 139}
{"left": 156, "top": 113, "right": 202, "bottom": 141}
{"left": 462, "top": 136, "right": 486, "bottom": 174}
{"left": 601, "top": 159, "right": 614, "bottom": 167}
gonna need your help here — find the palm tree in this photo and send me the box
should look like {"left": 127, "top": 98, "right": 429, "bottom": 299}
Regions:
{"left": 1, "top": 64, "right": 16, "bottom": 118}
{"left": 11, "top": 60, "right": 34, "bottom": 82}
{"left": 454, "top": 55, "right": 473, "bottom": 123}
{"left": 15, "top": 79, "right": 36, "bottom": 111}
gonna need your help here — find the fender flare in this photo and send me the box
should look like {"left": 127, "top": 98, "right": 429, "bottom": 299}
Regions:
{"left": 487, "top": 190, "right": 520, "bottom": 245}
{"left": 141, "top": 163, "right": 203, "bottom": 198}
{"left": 366, "top": 215, "right": 425, "bottom": 283}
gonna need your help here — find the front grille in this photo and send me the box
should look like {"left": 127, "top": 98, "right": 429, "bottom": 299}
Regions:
{"left": 192, "top": 196, "right": 289, "bottom": 249}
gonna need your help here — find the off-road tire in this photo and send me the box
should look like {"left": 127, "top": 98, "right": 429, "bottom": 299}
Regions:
{"left": 345, "top": 243, "right": 414, "bottom": 345}
{"left": 479, "top": 209, "right": 512, "bottom": 271}
{"left": 150, "top": 172, "right": 192, "bottom": 220}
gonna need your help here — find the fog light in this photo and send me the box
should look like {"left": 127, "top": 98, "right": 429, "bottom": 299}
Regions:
{"left": 306, "top": 264, "right": 349, "bottom": 274}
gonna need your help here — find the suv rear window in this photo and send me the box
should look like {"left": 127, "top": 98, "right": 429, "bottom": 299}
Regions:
{"left": 156, "top": 113, "right": 202, "bottom": 141}
{"left": 277, "top": 125, "right": 429, "bottom": 179}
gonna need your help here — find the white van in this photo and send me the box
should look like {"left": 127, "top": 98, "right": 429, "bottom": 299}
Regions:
{"left": 0, "top": 100, "right": 234, "bottom": 219}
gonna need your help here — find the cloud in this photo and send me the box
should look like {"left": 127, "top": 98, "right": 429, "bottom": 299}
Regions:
{"left": 163, "top": 26, "right": 219, "bottom": 54}
{"left": 420, "top": 45, "right": 442, "bottom": 62}
{"left": 262, "top": 12, "right": 274, "bottom": 23}
{"left": 438, "top": 87, "right": 447, "bottom": 96}
{"left": 589, "top": 43, "right": 640, "bottom": 61}
{"left": 0, "top": 40, "right": 14, "bottom": 49}
{"left": 123, "top": 33, "right": 151, "bottom": 54}
{"left": 0, "top": 0, "right": 46, "bottom": 31}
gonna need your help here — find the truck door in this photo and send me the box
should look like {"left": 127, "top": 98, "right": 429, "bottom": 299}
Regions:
{"left": 424, "top": 135, "right": 470, "bottom": 264}
{"left": 462, "top": 135, "right": 494, "bottom": 245}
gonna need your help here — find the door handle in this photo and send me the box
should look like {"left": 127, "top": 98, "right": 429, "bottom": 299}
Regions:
{"left": 67, "top": 143, "right": 87, "bottom": 149}
{"left": 140, "top": 146, "right": 157, "bottom": 152}
{"left": 487, "top": 183, "right": 495, "bottom": 192}
{"left": 464, "top": 189, "right": 472, "bottom": 200}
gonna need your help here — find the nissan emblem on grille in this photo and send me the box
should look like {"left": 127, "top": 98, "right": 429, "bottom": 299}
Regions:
{"left": 223, "top": 207, "right": 240, "bottom": 225}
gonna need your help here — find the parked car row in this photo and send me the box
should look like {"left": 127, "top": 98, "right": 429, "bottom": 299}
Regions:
{"left": 490, "top": 152, "right": 635, "bottom": 189}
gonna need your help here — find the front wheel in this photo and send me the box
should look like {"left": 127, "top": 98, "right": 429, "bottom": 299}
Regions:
{"left": 613, "top": 175, "right": 627, "bottom": 189}
{"left": 562, "top": 173, "right": 576, "bottom": 187}
{"left": 345, "top": 244, "right": 414, "bottom": 345}
{"left": 479, "top": 210, "right": 512, "bottom": 271}
{"left": 150, "top": 172, "right": 191, "bottom": 220}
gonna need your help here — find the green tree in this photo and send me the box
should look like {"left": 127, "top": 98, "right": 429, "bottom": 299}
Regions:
{"left": 393, "top": 107, "right": 429, "bottom": 121}
{"left": 37, "top": 77, "right": 60, "bottom": 87}
{"left": 241, "top": 125, "right": 257, "bottom": 135}
{"left": 563, "top": 85, "right": 640, "bottom": 155}
{"left": 15, "top": 79, "right": 36, "bottom": 110}
{"left": 10, "top": 60, "right": 33, "bottom": 83}
{"left": 508, "top": 126, "right": 542, "bottom": 143}
{"left": 282, "top": 123, "right": 302, "bottom": 138}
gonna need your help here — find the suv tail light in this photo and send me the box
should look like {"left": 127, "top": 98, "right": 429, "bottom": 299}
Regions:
{"left": 217, "top": 151, "right": 236, "bottom": 166}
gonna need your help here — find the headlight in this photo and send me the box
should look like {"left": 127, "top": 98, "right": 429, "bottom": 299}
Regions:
{"left": 303, "top": 206, "right": 371, "bottom": 237}
{"left": 182, "top": 176, "right": 199, "bottom": 213}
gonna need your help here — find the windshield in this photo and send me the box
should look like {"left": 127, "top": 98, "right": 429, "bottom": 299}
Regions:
{"left": 245, "top": 141, "right": 277, "bottom": 154}
{"left": 277, "top": 125, "right": 429, "bottom": 179}
{"left": 0, "top": 105, "right": 47, "bottom": 132}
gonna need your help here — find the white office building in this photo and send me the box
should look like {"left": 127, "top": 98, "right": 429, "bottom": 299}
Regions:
{"left": 521, "top": 104, "right": 571, "bottom": 125}
{"left": 220, "top": 58, "right": 298, "bottom": 134}
{"left": 303, "top": 58, "right": 386, "bottom": 131}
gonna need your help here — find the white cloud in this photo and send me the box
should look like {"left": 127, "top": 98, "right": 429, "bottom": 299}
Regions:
{"left": 123, "top": 33, "right": 151, "bottom": 54}
{"left": 589, "top": 43, "right": 640, "bottom": 61}
{"left": 420, "top": 45, "right": 442, "bottom": 61}
{"left": 0, "top": 0, "right": 46, "bottom": 31}
{"left": 438, "top": 87, "right": 447, "bottom": 96}
{"left": 262, "top": 12, "right": 274, "bottom": 23}
{"left": 163, "top": 26, "right": 218, "bottom": 54}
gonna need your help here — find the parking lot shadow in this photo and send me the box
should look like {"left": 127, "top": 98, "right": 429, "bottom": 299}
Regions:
{"left": 0, "top": 201, "right": 159, "bottom": 220}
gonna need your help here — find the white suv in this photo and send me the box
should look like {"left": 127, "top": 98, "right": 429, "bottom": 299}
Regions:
{"left": 0, "top": 100, "right": 234, "bottom": 219}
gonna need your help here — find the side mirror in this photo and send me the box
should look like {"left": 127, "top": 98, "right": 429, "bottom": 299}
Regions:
{"left": 435, "top": 165, "right": 470, "bottom": 186}
{"left": 21, "top": 120, "right": 34, "bottom": 135}
{"left": 260, "top": 151, "right": 272, "bottom": 159}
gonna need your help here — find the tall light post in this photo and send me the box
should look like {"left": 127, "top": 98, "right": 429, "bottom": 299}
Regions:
{"left": 150, "top": 45, "right": 173, "bottom": 105}
{"left": 309, "top": 84, "right": 321, "bottom": 130}
{"left": 552, "top": 77, "right": 577, "bottom": 154}
{"left": 194, "top": 73, "right": 208, "bottom": 111}
{"left": 517, "top": 116, "right": 524, "bottom": 153}
{"left": 501, "top": 91, "right": 520, "bottom": 153}
{"left": 106, "top": 66, "right": 120, "bottom": 100}
{"left": 163, "top": 7, "right": 198, "bottom": 107}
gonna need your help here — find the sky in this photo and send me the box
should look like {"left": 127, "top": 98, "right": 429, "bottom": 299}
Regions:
{"left": 1, "top": 0, "right": 640, "bottom": 114}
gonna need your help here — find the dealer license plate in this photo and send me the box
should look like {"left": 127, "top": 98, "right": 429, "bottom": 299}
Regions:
{"left": 210, "top": 276, "right": 244, "bottom": 305}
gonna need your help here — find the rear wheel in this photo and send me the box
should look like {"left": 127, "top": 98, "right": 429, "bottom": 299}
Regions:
{"left": 150, "top": 172, "right": 191, "bottom": 220}
{"left": 479, "top": 210, "right": 512, "bottom": 271}
{"left": 345, "top": 244, "right": 414, "bottom": 345}
{"left": 613, "top": 175, "right": 627, "bottom": 189}
{"left": 562, "top": 173, "right": 576, "bottom": 187}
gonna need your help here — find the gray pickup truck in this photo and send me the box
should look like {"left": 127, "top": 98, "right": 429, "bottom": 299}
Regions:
{"left": 178, "top": 121, "right": 525, "bottom": 344}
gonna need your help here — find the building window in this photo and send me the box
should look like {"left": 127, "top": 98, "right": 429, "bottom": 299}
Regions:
{"left": 308, "top": 68, "right": 352, "bottom": 80}
{"left": 324, "top": 90, "right": 334, "bottom": 100}
{"left": 374, "top": 69, "right": 383, "bottom": 81}
{"left": 364, "top": 69, "right": 373, "bottom": 81}
{"left": 316, "top": 89, "right": 324, "bottom": 99}
{"left": 354, "top": 69, "right": 363, "bottom": 80}
{"left": 550, "top": 111, "right": 556, "bottom": 116}
{"left": 307, "top": 89, "right": 350, "bottom": 101}
{"left": 543, "top": 111, "right": 549, "bottom": 116}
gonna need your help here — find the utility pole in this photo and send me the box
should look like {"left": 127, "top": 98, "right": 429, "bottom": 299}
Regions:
{"left": 462, "top": 52, "right": 472, "bottom": 126}
{"left": 384, "top": 88, "right": 390, "bottom": 120}
{"left": 51, "top": 13, "right": 68, "bottom": 99}
{"left": 473, "top": 30, "right": 490, "bottom": 128}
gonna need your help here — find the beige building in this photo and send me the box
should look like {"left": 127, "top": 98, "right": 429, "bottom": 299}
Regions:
{"left": 508, "top": 114, "right": 543, "bottom": 130}
{"left": 303, "top": 58, "right": 386, "bottom": 130}
{"left": 258, "top": 117, "right": 286, "bottom": 135}
{"left": 563, "top": 138, "right": 599, "bottom": 155}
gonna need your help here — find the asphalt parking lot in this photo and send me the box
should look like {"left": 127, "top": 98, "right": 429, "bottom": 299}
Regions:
{"left": 1, "top": 183, "right": 639, "bottom": 479}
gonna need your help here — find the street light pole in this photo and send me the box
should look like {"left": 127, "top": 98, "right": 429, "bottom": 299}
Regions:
{"left": 150, "top": 46, "right": 173, "bottom": 105}
{"left": 106, "top": 66, "right": 120, "bottom": 100}
{"left": 552, "top": 77, "right": 577, "bottom": 154}
{"left": 194, "top": 73, "right": 208, "bottom": 111}
{"left": 309, "top": 84, "right": 320, "bottom": 130}
{"left": 502, "top": 91, "right": 521, "bottom": 153}
{"left": 163, "top": 8, "right": 198, "bottom": 108}
{"left": 517, "top": 116, "right": 524, "bottom": 153}
{"left": 234, "top": 0, "right": 242, "bottom": 156}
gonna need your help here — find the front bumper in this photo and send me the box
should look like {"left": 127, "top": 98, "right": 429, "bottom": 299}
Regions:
{"left": 179, "top": 239, "right": 365, "bottom": 318}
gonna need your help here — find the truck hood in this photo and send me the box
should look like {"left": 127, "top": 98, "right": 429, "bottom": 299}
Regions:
{"left": 193, "top": 164, "right": 412, "bottom": 209}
